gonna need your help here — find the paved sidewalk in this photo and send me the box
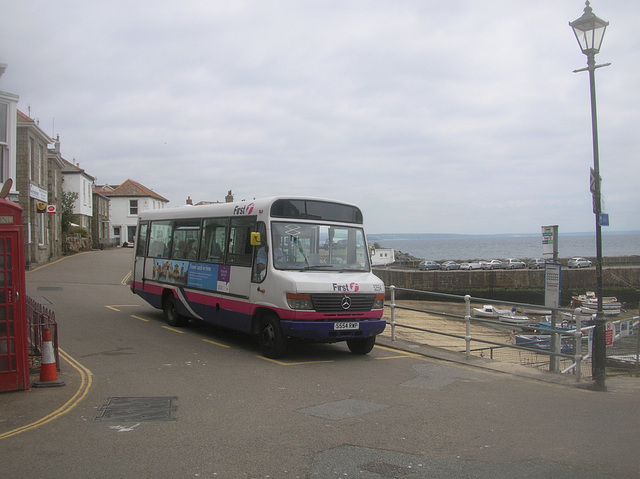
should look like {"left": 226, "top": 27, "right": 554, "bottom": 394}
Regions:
{"left": 377, "top": 335, "right": 640, "bottom": 393}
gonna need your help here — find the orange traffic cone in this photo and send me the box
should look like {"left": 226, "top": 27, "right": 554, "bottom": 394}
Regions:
{"left": 32, "top": 328, "right": 65, "bottom": 388}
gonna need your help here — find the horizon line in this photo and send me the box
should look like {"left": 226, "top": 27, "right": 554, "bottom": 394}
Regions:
{"left": 368, "top": 230, "right": 640, "bottom": 237}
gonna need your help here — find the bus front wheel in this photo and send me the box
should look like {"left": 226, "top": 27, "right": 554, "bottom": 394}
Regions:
{"left": 259, "top": 315, "right": 286, "bottom": 359}
{"left": 163, "top": 294, "right": 187, "bottom": 327}
{"left": 347, "top": 336, "right": 376, "bottom": 355}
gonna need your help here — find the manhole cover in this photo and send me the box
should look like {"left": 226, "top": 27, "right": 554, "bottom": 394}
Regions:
{"left": 94, "top": 397, "right": 178, "bottom": 422}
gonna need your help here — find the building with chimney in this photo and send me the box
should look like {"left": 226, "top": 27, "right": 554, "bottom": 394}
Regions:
{"left": 16, "top": 110, "right": 55, "bottom": 266}
{"left": 96, "top": 179, "right": 168, "bottom": 246}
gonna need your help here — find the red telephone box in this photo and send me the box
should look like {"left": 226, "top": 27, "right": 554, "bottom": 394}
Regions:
{"left": 0, "top": 198, "right": 30, "bottom": 392}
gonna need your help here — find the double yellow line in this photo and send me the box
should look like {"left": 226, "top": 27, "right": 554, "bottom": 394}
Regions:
{"left": 0, "top": 350, "right": 92, "bottom": 440}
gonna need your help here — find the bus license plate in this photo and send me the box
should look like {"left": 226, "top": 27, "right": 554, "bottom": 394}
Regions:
{"left": 334, "top": 322, "right": 359, "bottom": 331}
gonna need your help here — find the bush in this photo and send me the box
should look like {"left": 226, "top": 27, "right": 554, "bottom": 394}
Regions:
{"left": 71, "top": 226, "right": 89, "bottom": 238}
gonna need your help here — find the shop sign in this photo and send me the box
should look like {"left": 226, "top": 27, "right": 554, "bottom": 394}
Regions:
{"left": 29, "top": 184, "right": 48, "bottom": 202}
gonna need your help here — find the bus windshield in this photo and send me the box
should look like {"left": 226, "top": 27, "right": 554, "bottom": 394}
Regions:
{"left": 271, "top": 222, "right": 370, "bottom": 272}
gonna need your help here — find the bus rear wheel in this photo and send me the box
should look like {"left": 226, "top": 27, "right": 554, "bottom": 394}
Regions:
{"left": 163, "top": 293, "right": 187, "bottom": 327}
{"left": 259, "top": 315, "right": 286, "bottom": 359}
{"left": 347, "top": 336, "right": 376, "bottom": 355}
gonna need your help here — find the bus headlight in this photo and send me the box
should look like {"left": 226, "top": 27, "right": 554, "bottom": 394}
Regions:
{"left": 286, "top": 293, "right": 314, "bottom": 310}
{"left": 372, "top": 294, "right": 385, "bottom": 310}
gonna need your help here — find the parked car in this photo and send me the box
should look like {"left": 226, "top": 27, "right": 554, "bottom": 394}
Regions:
{"left": 483, "top": 259, "right": 505, "bottom": 270}
{"left": 568, "top": 257, "right": 592, "bottom": 268}
{"left": 460, "top": 261, "right": 483, "bottom": 270}
{"left": 505, "top": 258, "right": 526, "bottom": 269}
{"left": 528, "top": 258, "right": 546, "bottom": 269}
{"left": 440, "top": 261, "right": 461, "bottom": 270}
{"left": 418, "top": 260, "right": 440, "bottom": 271}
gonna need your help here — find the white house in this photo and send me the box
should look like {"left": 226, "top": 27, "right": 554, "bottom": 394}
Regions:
{"left": 97, "top": 179, "right": 169, "bottom": 246}
{"left": 0, "top": 64, "right": 19, "bottom": 201}
{"left": 370, "top": 247, "right": 395, "bottom": 266}
{"left": 61, "top": 158, "right": 95, "bottom": 231}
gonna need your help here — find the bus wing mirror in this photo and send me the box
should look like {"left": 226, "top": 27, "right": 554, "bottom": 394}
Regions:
{"left": 250, "top": 232, "right": 262, "bottom": 246}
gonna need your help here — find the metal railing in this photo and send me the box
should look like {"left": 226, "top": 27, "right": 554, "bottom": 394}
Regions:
{"left": 26, "top": 296, "right": 60, "bottom": 370}
{"left": 384, "top": 285, "right": 640, "bottom": 382}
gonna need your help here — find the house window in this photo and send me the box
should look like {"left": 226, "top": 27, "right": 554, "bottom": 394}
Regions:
{"left": 38, "top": 214, "right": 47, "bottom": 246}
{"left": 0, "top": 102, "right": 7, "bottom": 143}
{"left": 129, "top": 199, "right": 138, "bottom": 215}
{"left": 0, "top": 147, "right": 4, "bottom": 184}
{"left": 30, "top": 138, "right": 36, "bottom": 181}
{"left": 39, "top": 145, "right": 45, "bottom": 185}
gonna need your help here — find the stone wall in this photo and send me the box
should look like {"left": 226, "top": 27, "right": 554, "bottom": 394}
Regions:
{"left": 373, "top": 266, "right": 640, "bottom": 305}
{"left": 64, "top": 234, "right": 93, "bottom": 254}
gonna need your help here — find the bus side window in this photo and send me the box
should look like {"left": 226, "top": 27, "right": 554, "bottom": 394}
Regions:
{"left": 135, "top": 222, "right": 148, "bottom": 256}
{"left": 227, "top": 217, "right": 255, "bottom": 265}
{"left": 149, "top": 220, "right": 172, "bottom": 259}
{"left": 200, "top": 218, "right": 228, "bottom": 263}
{"left": 170, "top": 220, "right": 201, "bottom": 261}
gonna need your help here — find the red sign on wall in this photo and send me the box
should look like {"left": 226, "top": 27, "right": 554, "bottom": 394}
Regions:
{"left": 605, "top": 322, "right": 614, "bottom": 347}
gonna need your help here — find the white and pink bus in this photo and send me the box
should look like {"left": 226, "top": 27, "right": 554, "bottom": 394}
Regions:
{"left": 130, "top": 197, "right": 386, "bottom": 358}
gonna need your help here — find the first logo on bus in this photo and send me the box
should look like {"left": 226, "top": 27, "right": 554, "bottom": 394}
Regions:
{"left": 233, "top": 203, "right": 254, "bottom": 215}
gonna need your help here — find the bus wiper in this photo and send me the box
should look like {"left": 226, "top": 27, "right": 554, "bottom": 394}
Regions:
{"left": 302, "top": 264, "right": 334, "bottom": 270}
{"left": 291, "top": 236, "right": 310, "bottom": 267}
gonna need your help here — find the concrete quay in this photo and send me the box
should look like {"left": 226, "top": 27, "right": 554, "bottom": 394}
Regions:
{"left": 374, "top": 265, "right": 640, "bottom": 305}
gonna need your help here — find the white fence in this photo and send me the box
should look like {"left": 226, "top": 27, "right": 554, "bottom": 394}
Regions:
{"left": 385, "top": 285, "right": 640, "bottom": 382}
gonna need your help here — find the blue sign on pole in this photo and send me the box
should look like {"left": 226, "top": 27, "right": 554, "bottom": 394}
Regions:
{"left": 599, "top": 213, "right": 609, "bottom": 226}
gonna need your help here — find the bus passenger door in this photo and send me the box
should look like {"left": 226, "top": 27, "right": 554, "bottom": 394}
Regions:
{"left": 224, "top": 217, "right": 255, "bottom": 299}
{"left": 131, "top": 222, "right": 148, "bottom": 293}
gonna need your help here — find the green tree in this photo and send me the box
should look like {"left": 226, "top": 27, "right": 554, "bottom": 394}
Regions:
{"left": 61, "top": 190, "right": 78, "bottom": 234}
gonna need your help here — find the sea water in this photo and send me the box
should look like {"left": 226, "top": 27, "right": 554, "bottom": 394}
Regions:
{"left": 368, "top": 232, "right": 640, "bottom": 261}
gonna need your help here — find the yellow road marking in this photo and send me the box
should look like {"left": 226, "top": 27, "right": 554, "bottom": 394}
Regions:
{"left": 106, "top": 305, "right": 143, "bottom": 312}
{"left": 0, "top": 349, "right": 92, "bottom": 441}
{"left": 202, "top": 339, "right": 231, "bottom": 348}
{"left": 162, "top": 326, "right": 185, "bottom": 334}
{"left": 131, "top": 315, "right": 150, "bottom": 322}
{"left": 258, "top": 356, "right": 334, "bottom": 366}
{"left": 376, "top": 355, "right": 419, "bottom": 360}
{"left": 374, "top": 345, "right": 423, "bottom": 358}
{"left": 25, "top": 252, "right": 90, "bottom": 273}
{"left": 256, "top": 344, "right": 420, "bottom": 366}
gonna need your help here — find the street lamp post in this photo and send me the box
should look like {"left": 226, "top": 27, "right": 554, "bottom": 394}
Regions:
{"left": 569, "top": 1, "right": 610, "bottom": 391}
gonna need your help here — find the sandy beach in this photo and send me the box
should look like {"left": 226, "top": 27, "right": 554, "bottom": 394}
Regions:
{"left": 379, "top": 300, "right": 513, "bottom": 352}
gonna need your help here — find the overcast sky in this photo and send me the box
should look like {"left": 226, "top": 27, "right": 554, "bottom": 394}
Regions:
{"left": 2, "top": 1, "right": 638, "bottom": 235}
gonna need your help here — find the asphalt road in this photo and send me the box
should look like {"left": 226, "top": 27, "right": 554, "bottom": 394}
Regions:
{"left": 2, "top": 248, "right": 639, "bottom": 478}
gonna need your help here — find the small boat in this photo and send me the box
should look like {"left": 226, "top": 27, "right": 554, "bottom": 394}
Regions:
{"left": 499, "top": 313, "right": 532, "bottom": 325}
{"left": 535, "top": 315, "right": 594, "bottom": 331}
{"left": 579, "top": 299, "right": 623, "bottom": 316}
{"left": 570, "top": 291, "right": 596, "bottom": 307}
{"left": 520, "top": 307, "right": 552, "bottom": 316}
{"left": 515, "top": 335, "right": 575, "bottom": 354}
{"left": 582, "top": 298, "right": 622, "bottom": 309}
{"left": 561, "top": 311, "right": 596, "bottom": 323}
{"left": 580, "top": 306, "right": 622, "bottom": 317}
{"left": 473, "top": 305, "right": 512, "bottom": 318}
{"left": 571, "top": 292, "right": 620, "bottom": 308}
